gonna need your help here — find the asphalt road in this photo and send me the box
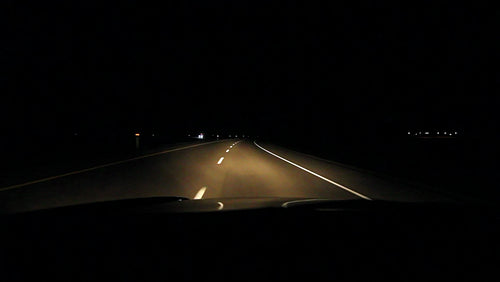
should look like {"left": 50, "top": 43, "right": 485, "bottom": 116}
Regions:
{"left": 0, "top": 139, "right": 452, "bottom": 213}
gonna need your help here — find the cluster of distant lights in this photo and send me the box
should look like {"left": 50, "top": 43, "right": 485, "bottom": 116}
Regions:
{"left": 217, "top": 134, "right": 246, "bottom": 138}
{"left": 76, "top": 132, "right": 249, "bottom": 139}
{"left": 75, "top": 132, "right": 250, "bottom": 139}
{"left": 408, "top": 131, "right": 458, "bottom": 136}
{"left": 186, "top": 133, "right": 247, "bottom": 140}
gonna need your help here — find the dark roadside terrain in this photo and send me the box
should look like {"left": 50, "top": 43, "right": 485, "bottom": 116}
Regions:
{"left": 0, "top": 133, "right": 202, "bottom": 189}
{"left": 269, "top": 134, "right": 498, "bottom": 205}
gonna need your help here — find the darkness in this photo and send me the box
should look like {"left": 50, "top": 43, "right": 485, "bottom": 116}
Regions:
{"left": 1, "top": 0, "right": 497, "bottom": 197}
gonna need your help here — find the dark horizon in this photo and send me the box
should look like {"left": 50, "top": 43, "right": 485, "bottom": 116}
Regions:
{"left": 2, "top": 0, "right": 496, "bottom": 149}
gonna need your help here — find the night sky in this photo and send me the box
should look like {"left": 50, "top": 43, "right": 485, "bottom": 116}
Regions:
{"left": 1, "top": 0, "right": 496, "bottom": 147}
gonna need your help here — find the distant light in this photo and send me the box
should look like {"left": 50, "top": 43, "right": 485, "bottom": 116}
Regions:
{"left": 152, "top": 133, "right": 155, "bottom": 137}
{"left": 229, "top": 135, "right": 231, "bottom": 137}
{"left": 437, "top": 132, "right": 440, "bottom": 135}
{"left": 444, "top": 132, "right": 447, "bottom": 135}
{"left": 188, "top": 134, "right": 190, "bottom": 137}
{"left": 455, "top": 131, "right": 458, "bottom": 135}
{"left": 243, "top": 135, "right": 245, "bottom": 138}
{"left": 235, "top": 135, "right": 238, "bottom": 138}
{"left": 449, "top": 133, "right": 452, "bottom": 136}
{"left": 198, "top": 133, "right": 204, "bottom": 139}
{"left": 226, "top": 149, "right": 230, "bottom": 153}
{"left": 135, "top": 133, "right": 140, "bottom": 137}
{"left": 425, "top": 132, "right": 429, "bottom": 135}
{"left": 419, "top": 132, "right": 421, "bottom": 135}
{"left": 216, "top": 134, "right": 219, "bottom": 138}
{"left": 408, "top": 132, "right": 410, "bottom": 135}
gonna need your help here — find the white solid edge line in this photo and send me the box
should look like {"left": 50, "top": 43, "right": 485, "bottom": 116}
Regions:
{"left": 253, "top": 141, "right": 372, "bottom": 200}
{"left": 217, "top": 157, "right": 225, "bottom": 164}
{"left": 194, "top": 187, "right": 207, "bottom": 199}
{"left": 0, "top": 140, "right": 225, "bottom": 192}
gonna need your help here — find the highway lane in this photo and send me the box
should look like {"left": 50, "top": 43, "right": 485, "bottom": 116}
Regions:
{"left": 0, "top": 139, "right": 452, "bottom": 213}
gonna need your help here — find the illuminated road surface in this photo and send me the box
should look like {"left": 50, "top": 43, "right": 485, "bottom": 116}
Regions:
{"left": 0, "top": 140, "right": 452, "bottom": 213}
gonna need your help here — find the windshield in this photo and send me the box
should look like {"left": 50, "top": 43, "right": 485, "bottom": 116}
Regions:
{"left": 1, "top": 1, "right": 496, "bottom": 213}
